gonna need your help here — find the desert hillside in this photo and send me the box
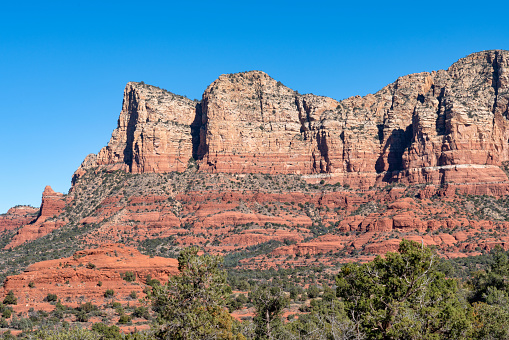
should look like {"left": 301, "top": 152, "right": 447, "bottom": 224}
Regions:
{"left": 1, "top": 50, "right": 509, "bottom": 308}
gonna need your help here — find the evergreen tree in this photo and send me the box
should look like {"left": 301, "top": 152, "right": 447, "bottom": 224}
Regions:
{"left": 469, "top": 246, "right": 509, "bottom": 339}
{"left": 2, "top": 291, "right": 16, "bottom": 305}
{"left": 336, "top": 240, "right": 470, "bottom": 339}
{"left": 251, "top": 285, "right": 289, "bottom": 339}
{"left": 151, "top": 246, "right": 244, "bottom": 340}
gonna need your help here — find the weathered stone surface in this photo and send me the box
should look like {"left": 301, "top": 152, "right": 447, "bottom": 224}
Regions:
{"left": 0, "top": 244, "right": 178, "bottom": 309}
{"left": 8, "top": 51, "right": 509, "bottom": 326}
{"left": 9, "top": 50, "right": 509, "bottom": 266}
{"left": 5, "top": 186, "right": 67, "bottom": 249}
{"left": 0, "top": 206, "right": 38, "bottom": 232}
{"left": 197, "top": 71, "right": 340, "bottom": 175}
{"left": 37, "top": 186, "right": 66, "bottom": 221}
{"left": 73, "top": 50, "right": 509, "bottom": 193}
{"left": 73, "top": 82, "right": 199, "bottom": 183}
{"left": 272, "top": 234, "right": 345, "bottom": 256}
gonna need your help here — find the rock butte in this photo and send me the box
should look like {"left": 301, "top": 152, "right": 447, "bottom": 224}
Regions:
{"left": 2, "top": 50, "right": 509, "bottom": 279}
{"left": 6, "top": 185, "right": 67, "bottom": 248}
{"left": 73, "top": 50, "right": 509, "bottom": 195}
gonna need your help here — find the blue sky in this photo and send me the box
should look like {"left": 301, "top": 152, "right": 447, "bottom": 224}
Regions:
{"left": 1, "top": 1, "right": 508, "bottom": 213}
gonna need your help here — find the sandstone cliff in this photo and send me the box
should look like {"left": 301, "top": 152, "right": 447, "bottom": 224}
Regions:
{"left": 6, "top": 50, "right": 509, "bottom": 256}
{"left": 73, "top": 82, "right": 200, "bottom": 184}
{"left": 0, "top": 206, "right": 38, "bottom": 232}
{"left": 6, "top": 51, "right": 509, "bottom": 325}
{"left": 6, "top": 185, "right": 67, "bottom": 249}
{"left": 197, "top": 71, "right": 340, "bottom": 175}
{"left": 73, "top": 50, "right": 509, "bottom": 194}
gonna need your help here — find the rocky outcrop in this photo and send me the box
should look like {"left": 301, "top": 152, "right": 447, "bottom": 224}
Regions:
{"left": 36, "top": 186, "right": 66, "bottom": 222}
{"left": 1, "top": 244, "right": 178, "bottom": 308}
{"left": 197, "top": 71, "right": 340, "bottom": 174}
{"left": 5, "top": 167, "right": 509, "bottom": 270}
{"left": 5, "top": 186, "right": 67, "bottom": 249}
{"left": 0, "top": 206, "right": 38, "bottom": 232}
{"left": 272, "top": 234, "right": 346, "bottom": 256}
{"left": 73, "top": 83, "right": 200, "bottom": 183}
{"left": 73, "top": 50, "right": 509, "bottom": 193}
{"left": 396, "top": 51, "right": 509, "bottom": 193}
{"left": 9, "top": 50, "right": 509, "bottom": 261}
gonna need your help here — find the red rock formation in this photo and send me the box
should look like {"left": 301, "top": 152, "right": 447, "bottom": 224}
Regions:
{"left": 72, "top": 50, "right": 509, "bottom": 193}
{"left": 0, "top": 206, "right": 38, "bottom": 232}
{"left": 73, "top": 83, "right": 199, "bottom": 184}
{"left": 35, "top": 186, "right": 67, "bottom": 222}
{"left": 196, "top": 71, "right": 340, "bottom": 175}
{"left": 7, "top": 51, "right": 509, "bottom": 271}
{"left": 0, "top": 244, "right": 178, "bottom": 310}
{"left": 5, "top": 186, "right": 67, "bottom": 249}
{"left": 272, "top": 234, "right": 346, "bottom": 256}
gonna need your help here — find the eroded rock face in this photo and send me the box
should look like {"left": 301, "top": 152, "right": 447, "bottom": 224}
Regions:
{"left": 73, "top": 50, "right": 509, "bottom": 192}
{"left": 73, "top": 82, "right": 200, "bottom": 183}
{"left": 0, "top": 244, "right": 178, "bottom": 308}
{"left": 0, "top": 206, "right": 38, "bottom": 232}
{"left": 37, "top": 186, "right": 66, "bottom": 221}
{"left": 197, "top": 71, "right": 340, "bottom": 175}
{"left": 397, "top": 51, "right": 509, "bottom": 192}
{"left": 5, "top": 186, "right": 67, "bottom": 249}
{"left": 9, "top": 50, "right": 509, "bottom": 255}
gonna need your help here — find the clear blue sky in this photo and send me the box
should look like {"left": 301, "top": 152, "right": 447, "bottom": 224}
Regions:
{"left": 1, "top": 1, "right": 508, "bottom": 213}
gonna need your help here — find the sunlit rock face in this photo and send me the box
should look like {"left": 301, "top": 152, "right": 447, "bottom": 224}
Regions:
{"left": 74, "top": 50, "right": 509, "bottom": 193}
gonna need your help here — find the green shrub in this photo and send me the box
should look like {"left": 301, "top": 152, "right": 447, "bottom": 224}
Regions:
{"left": 133, "top": 306, "right": 150, "bottom": 320}
{"left": 122, "top": 271, "right": 136, "bottom": 282}
{"left": 35, "top": 327, "right": 98, "bottom": 340}
{"left": 145, "top": 274, "right": 160, "bottom": 287}
{"left": 78, "top": 301, "right": 98, "bottom": 313}
{"left": 118, "top": 314, "right": 131, "bottom": 324}
{"left": 91, "top": 322, "right": 121, "bottom": 339}
{"left": 147, "top": 278, "right": 160, "bottom": 287}
{"left": 2, "top": 308, "right": 11, "bottom": 319}
{"left": 45, "top": 293, "right": 58, "bottom": 302}
{"left": 111, "top": 302, "right": 122, "bottom": 309}
{"left": 10, "top": 316, "right": 33, "bottom": 330}
{"left": 75, "top": 310, "right": 88, "bottom": 322}
{"left": 104, "top": 289, "right": 115, "bottom": 298}
{"left": 3, "top": 291, "right": 17, "bottom": 305}
{"left": 306, "top": 285, "right": 321, "bottom": 299}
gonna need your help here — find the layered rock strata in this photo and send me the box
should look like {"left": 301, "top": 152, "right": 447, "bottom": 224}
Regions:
{"left": 1, "top": 244, "right": 178, "bottom": 308}
{"left": 73, "top": 83, "right": 199, "bottom": 183}
{"left": 73, "top": 50, "right": 509, "bottom": 192}
{"left": 0, "top": 206, "right": 38, "bottom": 232}
{"left": 6, "top": 186, "right": 67, "bottom": 249}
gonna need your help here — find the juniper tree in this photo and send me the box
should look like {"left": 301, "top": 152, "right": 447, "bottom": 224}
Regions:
{"left": 251, "top": 285, "right": 289, "bottom": 340}
{"left": 151, "top": 246, "right": 244, "bottom": 340}
{"left": 336, "top": 240, "right": 470, "bottom": 340}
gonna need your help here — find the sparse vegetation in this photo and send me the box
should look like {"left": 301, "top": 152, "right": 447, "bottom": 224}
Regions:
{"left": 104, "top": 289, "right": 115, "bottom": 298}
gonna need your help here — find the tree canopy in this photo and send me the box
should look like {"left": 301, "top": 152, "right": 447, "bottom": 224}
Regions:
{"left": 151, "top": 246, "right": 244, "bottom": 340}
{"left": 336, "top": 239, "right": 471, "bottom": 339}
